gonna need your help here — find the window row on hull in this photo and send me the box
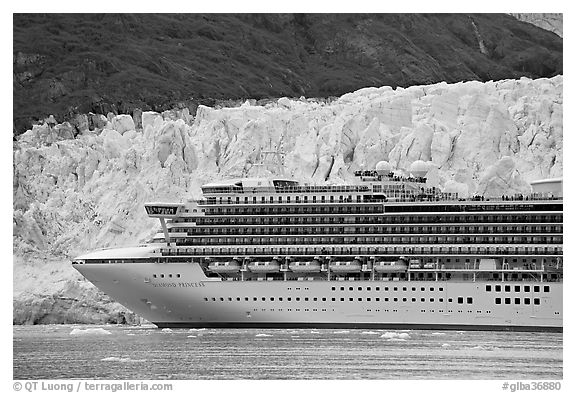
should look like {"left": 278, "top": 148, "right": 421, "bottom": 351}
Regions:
{"left": 182, "top": 214, "right": 563, "bottom": 225}
{"left": 161, "top": 245, "right": 562, "bottom": 257}
{"left": 174, "top": 226, "right": 563, "bottom": 236}
{"left": 173, "top": 235, "right": 562, "bottom": 246}
{"left": 198, "top": 202, "right": 562, "bottom": 215}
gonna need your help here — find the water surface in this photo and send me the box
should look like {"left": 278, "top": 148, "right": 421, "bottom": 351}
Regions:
{"left": 13, "top": 325, "right": 562, "bottom": 379}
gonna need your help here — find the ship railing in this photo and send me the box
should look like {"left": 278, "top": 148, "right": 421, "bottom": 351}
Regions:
{"left": 195, "top": 195, "right": 562, "bottom": 205}
{"left": 162, "top": 243, "right": 562, "bottom": 254}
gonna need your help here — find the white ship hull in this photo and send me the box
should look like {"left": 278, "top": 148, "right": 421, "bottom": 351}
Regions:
{"left": 73, "top": 259, "right": 562, "bottom": 332}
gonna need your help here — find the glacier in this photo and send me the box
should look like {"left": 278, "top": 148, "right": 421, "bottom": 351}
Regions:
{"left": 12, "top": 76, "right": 563, "bottom": 324}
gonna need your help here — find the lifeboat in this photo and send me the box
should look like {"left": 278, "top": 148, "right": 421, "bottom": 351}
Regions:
{"left": 374, "top": 260, "right": 408, "bottom": 273}
{"left": 330, "top": 260, "right": 361, "bottom": 273}
{"left": 208, "top": 260, "right": 240, "bottom": 273}
{"left": 248, "top": 260, "right": 280, "bottom": 273}
{"left": 289, "top": 260, "right": 321, "bottom": 273}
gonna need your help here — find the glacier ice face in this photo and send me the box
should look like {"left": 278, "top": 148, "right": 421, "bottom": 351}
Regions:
{"left": 12, "top": 76, "right": 563, "bottom": 324}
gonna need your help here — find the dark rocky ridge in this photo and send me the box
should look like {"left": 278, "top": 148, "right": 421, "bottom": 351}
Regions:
{"left": 13, "top": 13, "right": 563, "bottom": 135}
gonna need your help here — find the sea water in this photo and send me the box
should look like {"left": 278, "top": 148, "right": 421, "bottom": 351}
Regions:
{"left": 13, "top": 325, "right": 562, "bottom": 379}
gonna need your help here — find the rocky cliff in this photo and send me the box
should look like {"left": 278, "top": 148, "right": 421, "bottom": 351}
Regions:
{"left": 12, "top": 76, "right": 562, "bottom": 324}
{"left": 511, "top": 13, "right": 563, "bottom": 37}
{"left": 13, "top": 13, "right": 562, "bottom": 135}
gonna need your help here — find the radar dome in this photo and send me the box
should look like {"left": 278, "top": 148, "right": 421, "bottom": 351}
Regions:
{"left": 409, "top": 160, "right": 429, "bottom": 177}
{"left": 375, "top": 160, "right": 392, "bottom": 175}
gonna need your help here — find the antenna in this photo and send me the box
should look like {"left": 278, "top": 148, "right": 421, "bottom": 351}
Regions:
{"left": 250, "top": 139, "right": 286, "bottom": 177}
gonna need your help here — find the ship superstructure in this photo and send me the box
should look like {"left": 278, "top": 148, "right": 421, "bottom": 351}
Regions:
{"left": 73, "top": 164, "right": 563, "bottom": 331}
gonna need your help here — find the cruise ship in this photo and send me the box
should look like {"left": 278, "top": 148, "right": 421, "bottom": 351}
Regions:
{"left": 73, "top": 162, "right": 563, "bottom": 332}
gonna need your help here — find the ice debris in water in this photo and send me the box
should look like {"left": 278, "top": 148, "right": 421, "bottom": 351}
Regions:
{"left": 431, "top": 332, "right": 446, "bottom": 335}
{"left": 161, "top": 328, "right": 173, "bottom": 333}
{"left": 255, "top": 333, "right": 273, "bottom": 337}
{"left": 442, "top": 343, "right": 451, "bottom": 347}
{"left": 380, "top": 332, "right": 411, "bottom": 339}
{"left": 334, "top": 330, "right": 350, "bottom": 334}
{"left": 361, "top": 331, "right": 380, "bottom": 335}
{"left": 187, "top": 335, "right": 197, "bottom": 338}
{"left": 189, "top": 328, "right": 206, "bottom": 332}
{"left": 70, "top": 328, "right": 111, "bottom": 336}
{"left": 101, "top": 357, "right": 146, "bottom": 363}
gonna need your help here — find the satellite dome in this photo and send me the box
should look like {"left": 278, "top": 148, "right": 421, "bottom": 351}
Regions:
{"left": 409, "top": 160, "right": 429, "bottom": 177}
{"left": 375, "top": 160, "right": 392, "bottom": 175}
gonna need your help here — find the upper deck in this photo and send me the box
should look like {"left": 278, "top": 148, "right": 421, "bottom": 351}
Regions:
{"left": 199, "top": 171, "right": 561, "bottom": 206}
